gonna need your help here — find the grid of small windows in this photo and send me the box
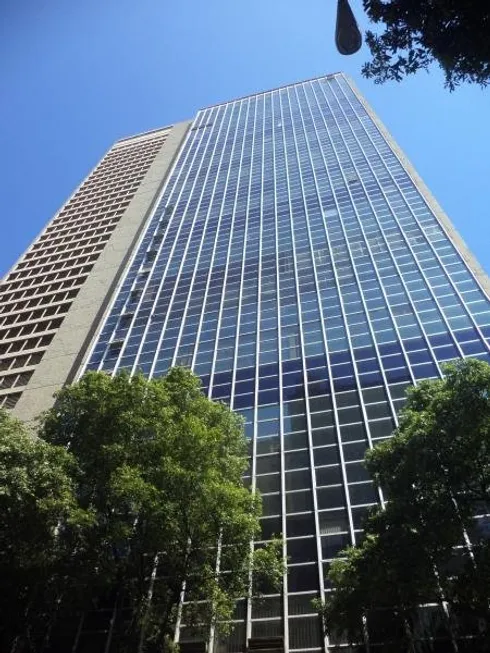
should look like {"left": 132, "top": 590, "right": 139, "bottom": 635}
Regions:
{"left": 83, "top": 73, "right": 490, "bottom": 652}
{"left": 0, "top": 129, "right": 171, "bottom": 409}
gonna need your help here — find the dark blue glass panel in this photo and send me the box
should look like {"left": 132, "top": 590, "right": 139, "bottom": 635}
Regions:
{"left": 407, "top": 350, "right": 432, "bottom": 364}
{"left": 258, "top": 389, "right": 280, "bottom": 405}
{"left": 306, "top": 354, "right": 327, "bottom": 369}
{"left": 353, "top": 346, "right": 376, "bottom": 361}
{"left": 432, "top": 345, "right": 459, "bottom": 361}
{"left": 333, "top": 377, "right": 356, "bottom": 392}
{"left": 212, "top": 385, "right": 231, "bottom": 399}
{"left": 236, "top": 367, "right": 255, "bottom": 381}
{"left": 235, "top": 380, "right": 255, "bottom": 395}
{"left": 403, "top": 338, "right": 427, "bottom": 352}
{"left": 481, "top": 326, "right": 490, "bottom": 339}
{"left": 378, "top": 343, "right": 402, "bottom": 356}
{"left": 199, "top": 375, "right": 211, "bottom": 387}
{"left": 359, "top": 372, "right": 383, "bottom": 387}
{"left": 259, "top": 363, "right": 280, "bottom": 378}
{"left": 233, "top": 394, "right": 254, "bottom": 409}
{"left": 428, "top": 333, "right": 453, "bottom": 347}
{"left": 282, "top": 359, "right": 303, "bottom": 373}
{"left": 89, "top": 352, "right": 104, "bottom": 365}
{"left": 214, "top": 371, "right": 233, "bottom": 385}
{"left": 331, "top": 363, "right": 354, "bottom": 378}
{"left": 308, "top": 380, "right": 331, "bottom": 396}
{"left": 259, "top": 376, "right": 279, "bottom": 390}
{"left": 330, "top": 351, "right": 352, "bottom": 364}
{"left": 461, "top": 340, "right": 488, "bottom": 355}
{"left": 219, "top": 326, "right": 235, "bottom": 339}
{"left": 283, "top": 385, "right": 305, "bottom": 401}
{"left": 412, "top": 363, "right": 439, "bottom": 380}
{"left": 307, "top": 367, "right": 328, "bottom": 383}
{"left": 382, "top": 354, "right": 406, "bottom": 370}
{"left": 454, "top": 328, "right": 480, "bottom": 343}
{"left": 356, "top": 359, "right": 380, "bottom": 373}
{"left": 385, "top": 368, "right": 411, "bottom": 383}
{"left": 285, "top": 371, "right": 306, "bottom": 386}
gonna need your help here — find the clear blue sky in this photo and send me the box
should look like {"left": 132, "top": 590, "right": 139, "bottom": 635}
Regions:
{"left": 1, "top": 0, "right": 489, "bottom": 278}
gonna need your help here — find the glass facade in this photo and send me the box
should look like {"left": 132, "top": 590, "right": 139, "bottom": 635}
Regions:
{"left": 82, "top": 73, "right": 490, "bottom": 651}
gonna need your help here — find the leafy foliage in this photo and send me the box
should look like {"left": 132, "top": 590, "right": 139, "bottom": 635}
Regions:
{"left": 0, "top": 408, "right": 89, "bottom": 652}
{"left": 0, "top": 368, "right": 283, "bottom": 652}
{"left": 362, "top": 0, "right": 490, "bottom": 89}
{"left": 320, "top": 359, "right": 490, "bottom": 650}
{"left": 39, "top": 367, "right": 283, "bottom": 651}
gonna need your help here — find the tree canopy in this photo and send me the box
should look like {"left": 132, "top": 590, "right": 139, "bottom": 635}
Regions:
{"left": 321, "top": 359, "right": 490, "bottom": 651}
{"left": 0, "top": 408, "right": 89, "bottom": 652}
{"left": 362, "top": 0, "right": 490, "bottom": 89}
{"left": 1, "top": 368, "right": 283, "bottom": 653}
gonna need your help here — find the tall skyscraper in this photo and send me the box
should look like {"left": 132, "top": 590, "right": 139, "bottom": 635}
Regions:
{"left": 4, "top": 72, "right": 490, "bottom": 651}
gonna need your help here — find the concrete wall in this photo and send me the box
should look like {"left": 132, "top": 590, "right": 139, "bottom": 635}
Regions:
{"left": 13, "top": 120, "right": 190, "bottom": 422}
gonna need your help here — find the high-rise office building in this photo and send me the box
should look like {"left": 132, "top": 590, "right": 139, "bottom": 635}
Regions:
{"left": 4, "top": 72, "right": 490, "bottom": 651}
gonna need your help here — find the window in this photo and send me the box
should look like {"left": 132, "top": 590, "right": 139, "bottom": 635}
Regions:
{"left": 288, "top": 616, "right": 323, "bottom": 648}
{"left": 287, "top": 513, "right": 316, "bottom": 537}
{"left": 285, "top": 450, "right": 310, "bottom": 470}
{"left": 256, "top": 474, "right": 281, "bottom": 493}
{"left": 316, "top": 485, "right": 345, "bottom": 510}
{"left": 321, "top": 533, "right": 351, "bottom": 559}
{"left": 286, "top": 490, "right": 313, "bottom": 514}
{"left": 256, "top": 455, "right": 281, "bottom": 474}
{"left": 107, "top": 340, "right": 123, "bottom": 358}
{"left": 286, "top": 469, "right": 312, "bottom": 491}
{"left": 349, "top": 482, "right": 378, "bottom": 505}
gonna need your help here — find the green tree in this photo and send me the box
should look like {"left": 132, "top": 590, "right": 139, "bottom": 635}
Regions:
{"left": 40, "top": 367, "right": 283, "bottom": 652}
{"left": 320, "top": 359, "right": 490, "bottom": 651}
{"left": 0, "top": 408, "right": 88, "bottom": 653}
{"left": 362, "top": 0, "right": 490, "bottom": 89}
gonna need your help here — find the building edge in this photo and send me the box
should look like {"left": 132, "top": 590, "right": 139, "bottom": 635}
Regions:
{"left": 345, "top": 76, "right": 490, "bottom": 299}
{"left": 12, "top": 120, "right": 191, "bottom": 423}
{"left": 1, "top": 130, "right": 162, "bottom": 282}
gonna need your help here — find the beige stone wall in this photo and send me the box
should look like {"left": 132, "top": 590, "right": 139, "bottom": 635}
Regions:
{"left": 12, "top": 121, "right": 190, "bottom": 422}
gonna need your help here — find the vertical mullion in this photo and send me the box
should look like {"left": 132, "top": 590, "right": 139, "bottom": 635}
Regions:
{"left": 271, "top": 89, "right": 290, "bottom": 653}
{"left": 242, "top": 96, "right": 259, "bottom": 648}
{"left": 230, "top": 98, "right": 257, "bottom": 405}
{"left": 249, "top": 92, "right": 266, "bottom": 646}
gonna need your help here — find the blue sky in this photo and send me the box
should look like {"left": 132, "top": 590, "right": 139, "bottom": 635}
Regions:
{"left": 1, "top": 0, "right": 489, "bottom": 277}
